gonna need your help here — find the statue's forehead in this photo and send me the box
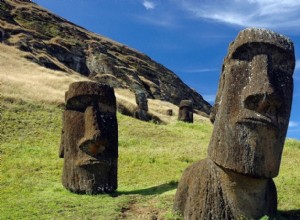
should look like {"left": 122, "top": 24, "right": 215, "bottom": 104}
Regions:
{"left": 228, "top": 28, "right": 294, "bottom": 58}
{"left": 66, "top": 81, "right": 114, "bottom": 100}
{"left": 136, "top": 92, "right": 147, "bottom": 100}
{"left": 180, "top": 100, "right": 193, "bottom": 108}
{"left": 65, "top": 81, "right": 116, "bottom": 111}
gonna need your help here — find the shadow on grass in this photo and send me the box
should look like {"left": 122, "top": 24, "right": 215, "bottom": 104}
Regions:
{"left": 277, "top": 209, "right": 300, "bottom": 220}
{"left": 111, "top": 181, "right": 178, "bottom": 197}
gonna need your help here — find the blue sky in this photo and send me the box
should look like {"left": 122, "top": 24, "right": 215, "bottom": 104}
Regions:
{"left": 33, "top": 0, "right": 300, "bottom": 140}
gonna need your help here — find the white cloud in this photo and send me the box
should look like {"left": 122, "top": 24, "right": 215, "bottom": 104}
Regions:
{"left": 182, "top": 68, "right": 219, "bottom": 73}
{"left": 143, "top": 0, "right": 156, "bottom": 10}
{"left": 134, "top": 14, "right": 177, "bottom": 28}
{"left": 289, "top": 121, "right": 299, "bottom": 128}
{"left": 177, "top": 0, "right": 300, "bottom": 29}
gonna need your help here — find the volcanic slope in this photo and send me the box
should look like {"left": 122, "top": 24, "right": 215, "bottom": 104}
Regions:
{"left": 0, "top": 0, "right": 211, "bottom": 115}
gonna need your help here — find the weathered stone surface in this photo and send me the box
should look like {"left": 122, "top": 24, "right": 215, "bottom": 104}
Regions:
{"left": 0, "top": 0, "right": 212, "bottom": 115}
{"left": 208, "top": 28, "right": 295, "bottom": 178}
{"left": 60, "top": 81, "right": 118, "bottom": 194}
{"left": 174, "top": 28, "right": 295, "bottom": 219}
{"left": 174, "top": 158, "right": 277, "bottom": 220}
{"left": 178, "top": 100, "right": 193, "bottom": 123}
{"left": 134, "top": 91, "right": 149, "bottom": 121}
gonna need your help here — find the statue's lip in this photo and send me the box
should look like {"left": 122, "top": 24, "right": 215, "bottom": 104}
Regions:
{"left": 237, "top": 114, "right": 278, "bottom": 128}
{"left": 76, "top": 158, "right": 103, "bottom": 167}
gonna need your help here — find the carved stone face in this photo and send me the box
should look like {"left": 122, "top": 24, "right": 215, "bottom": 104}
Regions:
{"left": 208, "top": 28, "right": 295, "bottom": 178}
{"left": 134, "top": 91, "right": 149, "bottom": 121}
{"left": 178, "top": 100, "right": 193, "bottom": 123}
{"left": 135, "top": 91, "right": 148, "bottom": 111}
{"left": 60, "top": 81, "right": 118, "bottom": 194}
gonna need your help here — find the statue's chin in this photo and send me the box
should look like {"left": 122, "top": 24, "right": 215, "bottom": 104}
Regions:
{"left": 231, "top": 122, "right": 283, "bottom": 177}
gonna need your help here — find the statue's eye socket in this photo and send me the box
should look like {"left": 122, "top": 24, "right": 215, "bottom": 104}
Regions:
{"left": 66, "top": 96, "right": 96, "bottom": 112}
{"left": 97, "top": 102, "right": 116, "bottom": 113}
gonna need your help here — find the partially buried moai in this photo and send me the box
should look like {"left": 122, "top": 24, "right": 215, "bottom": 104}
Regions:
{"left": 59, "top": 81, "right": 118, "bottom": 194}
{"left": 134, "top": 91, "right": 149, "bottom": 121}
{"left": 178, "top": 100, "right": 193, "bottom": 123}
{"left": 174, "top": 28, "right": 295, "bottom": 219}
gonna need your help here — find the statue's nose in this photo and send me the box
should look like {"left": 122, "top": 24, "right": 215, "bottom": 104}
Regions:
{"left": 78, "top": 105, "right": 107, "bottom": 157}
{"left": 242, "top": 54, "right": 282, "bottom": 114}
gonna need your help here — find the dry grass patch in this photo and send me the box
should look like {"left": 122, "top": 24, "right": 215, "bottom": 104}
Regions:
{"left": 0, "top": 44, "right": 87, "bottom": 105}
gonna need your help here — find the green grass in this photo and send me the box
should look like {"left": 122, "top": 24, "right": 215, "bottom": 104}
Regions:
{"left": 0, "top": 98, "right": 299, "bottom": 219}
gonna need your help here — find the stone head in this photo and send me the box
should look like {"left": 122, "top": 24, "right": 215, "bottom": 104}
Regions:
{"left": 60, "top": 81, "right": 118, "bottom": 193}
{"left": 178, "top": 100, "right": 193, "bottom": 123}
{"left": 134, "top": 91, "right": 150, "bottom": 121}
{"left": 135, "top": 91, "right": 148, "bottom": 111}
{"left": 208, "top": 28, "right": 295, "bottom": 178}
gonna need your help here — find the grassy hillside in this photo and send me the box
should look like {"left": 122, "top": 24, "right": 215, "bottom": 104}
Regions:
{"left": 0, "top": 44, "right": 300, "bottom": 219}
{"left": 0, "top": 98, "right": 212, "bottom": 219}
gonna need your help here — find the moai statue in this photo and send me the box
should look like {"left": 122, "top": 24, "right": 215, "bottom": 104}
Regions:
{"left": 0, "top": 29, "right": 4, "bottom": 43}
{"left": 174, "top": 28, "right": 295, "bottom": 219}
{"left": 134, "top": 91, "right": 149, "bottom": 121}
{"left": 178, "top": 100, "right": 193, "bottom": 123}
{"left": 59, "top": 81, "right": 118, "bottom": 194}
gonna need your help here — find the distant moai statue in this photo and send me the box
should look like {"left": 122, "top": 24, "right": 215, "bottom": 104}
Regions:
{"left": 0, "top": 29, "right": 4, "bottom": 43}
{"left": 134, "top": 90, "right": 149, "bottom": 121}
{"left": 178, "top": 100, "right": 193, "bottom": 123}
{"left": 59, "top": 81, "right": 118, "bottom": 194}
{"left": 174, "top": 28, "right": 295, "bottom": 219}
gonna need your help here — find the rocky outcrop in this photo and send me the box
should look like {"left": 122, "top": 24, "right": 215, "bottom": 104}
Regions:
{"left": 0, "top": 0, "right": 211, "bottom": 115}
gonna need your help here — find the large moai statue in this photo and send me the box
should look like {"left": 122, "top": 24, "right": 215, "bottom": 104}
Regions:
{"left": 178, "top": 100, "right": 193, "bottom": 123}
{"left": 134, "top": 91, "right": 149, "bottom": 121}
{"left": 59, "top": 81, "right": 118, "bottom": 194}
{"left": 174, "top": 28, "right": 295, "bottom": 219}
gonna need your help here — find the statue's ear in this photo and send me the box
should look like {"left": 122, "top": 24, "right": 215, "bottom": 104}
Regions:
{"left": 210, "top": 64, "right": 226, "bottom": 124}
